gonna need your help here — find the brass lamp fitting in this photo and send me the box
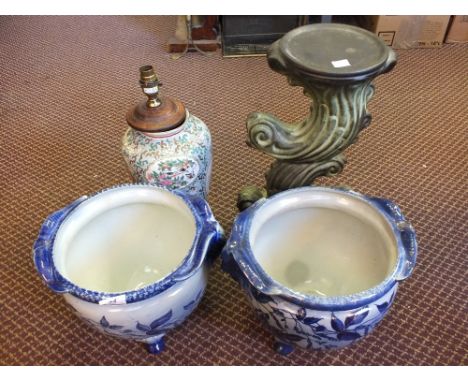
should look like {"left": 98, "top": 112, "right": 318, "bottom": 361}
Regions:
{"left": 139, "top": 65, "right": 162, "bottom": 108}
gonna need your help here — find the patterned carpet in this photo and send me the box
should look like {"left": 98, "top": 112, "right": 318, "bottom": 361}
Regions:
{"left": 0, "top": 16, "right": 466, "bottom": 365}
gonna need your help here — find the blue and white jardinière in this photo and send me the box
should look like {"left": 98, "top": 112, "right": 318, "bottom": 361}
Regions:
{"left": 33, "top": 184, "right": 224, "bottom": 354}
{"left": 221, "top": 187, "right": 417, "bottom": 354}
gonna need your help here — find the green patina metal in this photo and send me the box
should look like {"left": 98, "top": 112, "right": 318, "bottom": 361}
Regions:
{"left": 241, "top": 23, "right": 397, "bottom": 203}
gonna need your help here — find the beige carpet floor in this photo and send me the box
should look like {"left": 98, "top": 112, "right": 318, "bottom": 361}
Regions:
{"left": 0, "top": 16, "right": 466, "bottom": 365}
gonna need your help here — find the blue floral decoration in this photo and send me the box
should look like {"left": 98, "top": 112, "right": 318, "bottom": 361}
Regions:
{"left": 221, "top": 186, "right": 415, "bottom": 352}
{"left": 136, "top": 310, "right": 173, "bottom": 336}
{"left": 249, "top": 285, "right": 398, "bottom": 350}
{"left": 77, "top": 286, "right": 206, "bottom": 341}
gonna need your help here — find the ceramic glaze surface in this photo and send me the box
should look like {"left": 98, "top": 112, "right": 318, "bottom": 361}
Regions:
{"left": 221, "top": 187, "right": 417, "bottom": 354}
{"left": 33, "top": 184, "right": 225, "bottom": 354}
{"left": 65, "top": 266, "right": 208, "bottom": 347}
{"left": 56, "top": 202, "right": 195, "bottom": 293}
{"left": 122, "top": 112, "right": 212, "bottom": 199}
{"left": 246, "top": 282, "right": 398, "bottom": 352}
{"left": 252, "top": 207, "right": 397, "bottom": 297}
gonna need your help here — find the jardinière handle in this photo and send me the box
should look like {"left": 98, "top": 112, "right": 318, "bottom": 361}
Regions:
{"left": 177, "top": 192, "right": 226, "bottom": 266}
{"left": 32, "top": 197, "right": 87, "bottom": 293}
{"left": 370, "top": 197, "right": 417, "bottom": 282}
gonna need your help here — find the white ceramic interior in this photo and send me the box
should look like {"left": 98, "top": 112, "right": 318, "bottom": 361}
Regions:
{"left": 250, "top": 189, "right": 398, "bottom": 297}
{"left": 53, "top": 187, "right": 196, "bottom": 293}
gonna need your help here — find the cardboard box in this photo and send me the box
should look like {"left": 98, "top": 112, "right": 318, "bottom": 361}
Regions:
{"left": 365, "top": 16, "right": 451, "bottom": 49}
{"left": 445, "top": 16, "right": 468, "bottom": 43}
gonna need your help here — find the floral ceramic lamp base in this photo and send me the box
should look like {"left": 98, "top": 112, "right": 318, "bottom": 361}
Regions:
{"left": 239, "top": 23, "right": 396, "bottom": 210}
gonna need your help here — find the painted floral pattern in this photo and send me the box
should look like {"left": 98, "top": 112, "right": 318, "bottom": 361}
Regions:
{"left": 246, "top": 285, "right": 397, "bottom": 351}
{"left": 71, "top": 287, "right": 206, "bottom": 341}
{"left": 122, "top": 113, "right": 211, "bottom": 198}
{"left": 146, "top": 158, "right": 199, "bottom": 189}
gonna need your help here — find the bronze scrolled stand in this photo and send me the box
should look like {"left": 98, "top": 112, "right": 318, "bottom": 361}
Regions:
{"left": 238, "top": 23, "right": 397, "bottom": 210}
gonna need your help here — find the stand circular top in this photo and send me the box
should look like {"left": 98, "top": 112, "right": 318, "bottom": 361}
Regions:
{"left": 278, "top": 23, "right": 391, "bottom": 78}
